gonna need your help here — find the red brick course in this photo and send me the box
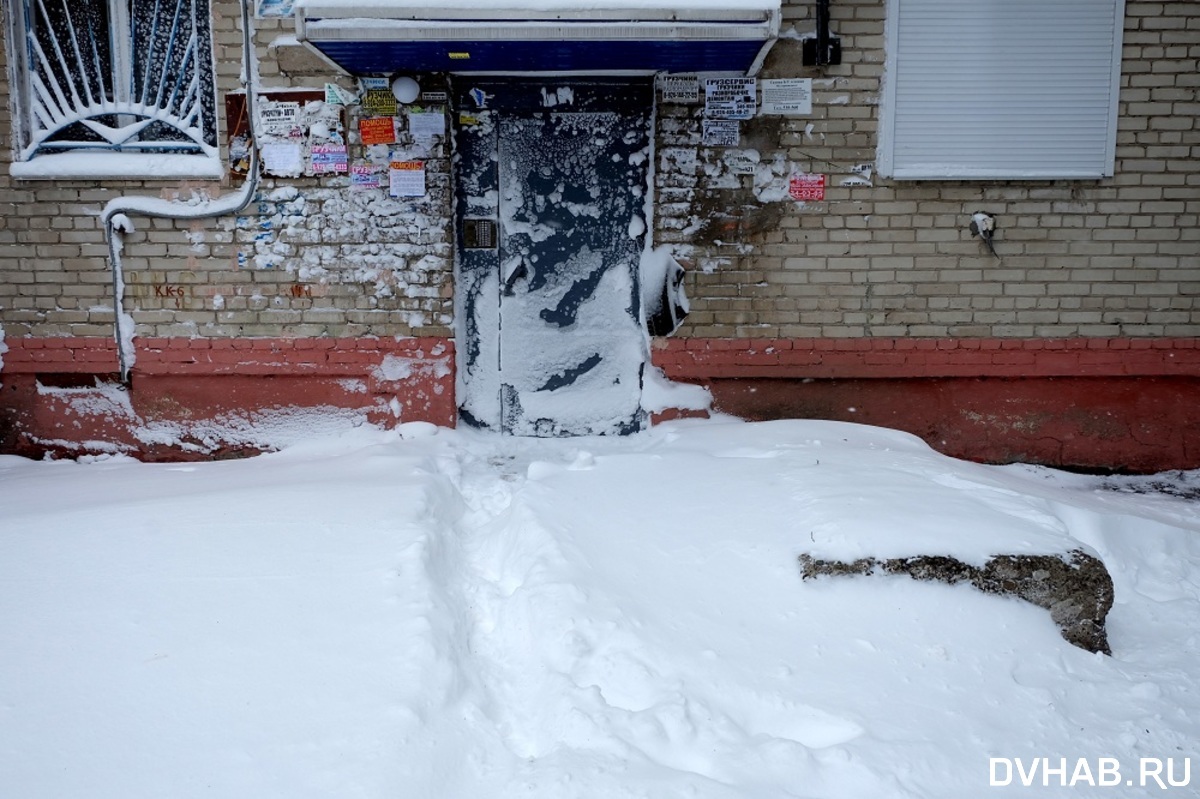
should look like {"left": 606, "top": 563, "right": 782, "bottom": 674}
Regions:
{"left": 5, "top": 335, "right": 1195, "bottom": 381}
{"left": 651, "top": 337, "right": 1200, "bottom": 380}
{"left": 1, "top": 337, "right": 458, "bottom": 459}
{"left": 2, "top": 336, "right": 452, "bottom": 376}
{"left": 3, "top": 335, "right": 1197, "bottom": 469}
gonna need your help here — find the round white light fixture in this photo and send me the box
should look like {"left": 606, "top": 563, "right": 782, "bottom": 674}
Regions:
{"left": 391, "top": 76, "right": 420, "bottom": 104}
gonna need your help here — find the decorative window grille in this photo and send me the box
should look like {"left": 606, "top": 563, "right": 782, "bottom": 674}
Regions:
{"left": 11, "top": 0, "right": 217, "bottom": 161}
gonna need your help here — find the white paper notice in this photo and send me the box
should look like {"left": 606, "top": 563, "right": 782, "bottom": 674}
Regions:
{"left": 660, "top": 75, "right": 699, "bottom": 104}
{"left": 704, "top": 77, "right": 756, "bottom": 120}
{"left": 702, "top": 119, "right": 740, "bottom": 147}
{"left": 261, "top": 142, "right": 303, "bottom": 175}
{"left": 259, "top": 101, "right": 301, "bottom": 137}
{"left": 762, "top": 79, "right": 813, "bottom": 115}
{"left": 408, "top": 111, "right": 446, "bottom": 143}
{"left": 389, "top": 160, "right": 426, "bottom": 197}
{"left": 725, "top": 151, "right": 759, "bottom": 175}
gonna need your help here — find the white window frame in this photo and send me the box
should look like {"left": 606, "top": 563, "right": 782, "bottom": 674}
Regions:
{"left": 877, "top": 0, "right": 1126, "bottom": 181}
{"left": 5, "top": 0, "right": 222, "bottom": 180}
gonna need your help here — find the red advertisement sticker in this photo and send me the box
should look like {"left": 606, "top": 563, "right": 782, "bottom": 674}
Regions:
{"left": 789, "top": 173, "right": 826, "bottom": 202}
{"left": 359, "top": 116, "right": 396, "bottom": 146}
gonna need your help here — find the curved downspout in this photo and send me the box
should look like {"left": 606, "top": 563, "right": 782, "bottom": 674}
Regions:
{"left": 103, "top": 0, "right": 262, "bottom": 383}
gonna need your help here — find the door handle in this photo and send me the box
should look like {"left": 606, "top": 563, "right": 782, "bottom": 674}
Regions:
{"left": 502, "top": 257, "right": 529, "bottom": 296}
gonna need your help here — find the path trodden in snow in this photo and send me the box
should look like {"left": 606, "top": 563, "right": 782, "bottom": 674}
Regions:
{"left": 1, "top": 419, "right": 1198, "bottom": 798}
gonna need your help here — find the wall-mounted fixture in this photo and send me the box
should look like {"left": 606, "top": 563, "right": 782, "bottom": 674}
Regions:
{"left": 970, "top": 211, "right": 999, "bottom": 258}
{"left": 802, "top": 0, "right": 842, "bottom": 66}
{"left": 391, "top": 75, "right": 421, "bottom": 104}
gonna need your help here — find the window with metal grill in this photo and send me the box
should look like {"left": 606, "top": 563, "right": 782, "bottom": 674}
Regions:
{"left": 7, "top": 0, "right": 219, "bottom": 176}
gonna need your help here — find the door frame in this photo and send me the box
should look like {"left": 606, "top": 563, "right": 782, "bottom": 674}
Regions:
{"left": 450, "top": 76, "right": 656, "bottom": 435}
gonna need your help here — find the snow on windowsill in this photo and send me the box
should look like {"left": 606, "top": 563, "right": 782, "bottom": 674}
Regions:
{"left": 298, "top": 0, "right": 779, "bottom": 14}
{"left": 9, "top": 153, "right": 225, "bottom": 182}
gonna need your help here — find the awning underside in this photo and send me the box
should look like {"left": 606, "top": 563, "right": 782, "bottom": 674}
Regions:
{"left": 297, "top": 12, "right": 780, "bottom": 75}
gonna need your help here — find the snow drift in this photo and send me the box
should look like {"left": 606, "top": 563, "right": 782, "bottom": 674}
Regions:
{"left": 1, "top": 419, "right": 1198, "bottom": 798}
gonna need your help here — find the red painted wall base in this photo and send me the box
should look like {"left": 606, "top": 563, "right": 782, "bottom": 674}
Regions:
{"left": 651, "top": 337, "right": 1200, "bottom": 473}
{"left": 3, "top": 336, "right": 1198, "bottom": 471}
{"left": 1, "top": 337, "right": 455, "bottom": 461}
{"left": 699, "top": 376, "right": 1199, "bottom": 473}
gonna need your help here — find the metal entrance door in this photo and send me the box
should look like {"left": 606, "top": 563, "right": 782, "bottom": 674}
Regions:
{"left": 453, "top": 79, "right": 653, "bottom": 436}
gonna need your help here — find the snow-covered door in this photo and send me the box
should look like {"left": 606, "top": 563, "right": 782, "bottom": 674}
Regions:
{"left": 453, "top": 79, "right": 652, "bottom": 436}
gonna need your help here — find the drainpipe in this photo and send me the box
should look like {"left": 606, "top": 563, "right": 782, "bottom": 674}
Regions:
{"left": 102, "top": 0, "right": 262, "bottom": 383}
{"left": 802, "top": 0, "right": 842, "bottom": 67}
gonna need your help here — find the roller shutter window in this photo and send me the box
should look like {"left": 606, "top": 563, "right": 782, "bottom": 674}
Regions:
{"left": 877, "top": 0, "right": 1125, "bottom": 180}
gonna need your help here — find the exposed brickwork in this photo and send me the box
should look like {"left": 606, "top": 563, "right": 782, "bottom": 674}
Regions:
{"left": 0, "top": 0, "right": 453, "bottom": 342}
{"left": 2, "top": 335, "right": 453, "bottom": 379}
{"left": 2, "top": 0, "right": 1194, "bottom": 347}
{"left": 0, "top": 336, "right": 457, "bottom": 458}
{"left": 11, "top": 335, "right": 1195, "bottom": 382}
{"left": 652, "top": 337, "right": 1200, "bottom": 379}
{"left": 1, "top": 0, "right": 1197, "bottom": 467}
{"left": 654, "top": 0, "right": 1200, "bottom": 340}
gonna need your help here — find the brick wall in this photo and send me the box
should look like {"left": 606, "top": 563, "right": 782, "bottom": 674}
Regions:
{"left": 1, "top": 0, "right": 1197, "bottom": 466}
{"left": 2, "top": 0, "right": 1195, "bottom": 347}
{"left": 654, "top": 0, "right": 1199, "bottom": 340}
{"left": 0, "top": 336, "right": 457, "bottom": 458}
{"left": 0, "top": 2, "right": 454, "bottom": 343}
{"left": 653, "top": 336, "right": 1200, "bottom": 380}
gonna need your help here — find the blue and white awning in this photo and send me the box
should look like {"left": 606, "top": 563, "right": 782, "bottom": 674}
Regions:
{"left": 294, "top": 1, "right": 780, "bottom": 75}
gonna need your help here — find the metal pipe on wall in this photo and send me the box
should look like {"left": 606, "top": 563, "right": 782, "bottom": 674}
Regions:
{"left": 102, "top": 0, "right": 262, "bottom": 383}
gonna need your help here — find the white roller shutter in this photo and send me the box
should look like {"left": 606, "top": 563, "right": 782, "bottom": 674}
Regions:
{"left": 877, "top": 0, "right": 1125, "bottom": 180}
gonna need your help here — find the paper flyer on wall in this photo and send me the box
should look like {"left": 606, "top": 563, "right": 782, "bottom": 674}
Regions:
{"left": 725, "top": 151, "right": 759, "bottom": 175}
{"left": 702, "top": 119, "right": 740, "bottom": 147}
{"left": 324, "top": 83, "right": 353, "bottom": 106}
{"left": 761, "top": 79, "right": 813, "bottom": 115}
{"left": 362, "top": 89, "right": 398, "bottom": 117}
{"left": 659, "top": 75, "right": 699, "bottom": 104}
{"left": 408, "top": 111, "right": 446, "bottom": 144}
{"left": 704, "top": 78, "right": 756, "bottom": 120}
{"left": 310, "top": 144, "right": 348, "bottom": 174}
{"left": 259, "top": 101, "right": 302, "bottom": 137}
{"left": 261, "top": 142, "right": 303, "bottom": 176}
{"left": 359, "top": 117, "right": 397, "bottom": 146}
{"left": 389, "top": 161, "right": 426, "bottom": 197}
{"left": 351, "top": 164, "right": 381, "bottom": 190}
{"left": 789, "top": 173, "right": 827, "bottom": 201}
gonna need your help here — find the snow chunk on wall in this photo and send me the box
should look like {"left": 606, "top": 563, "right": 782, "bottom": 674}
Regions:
{"left": 28, "top": 378, "right": 378, "bottom": 456}
{"left": 134, "top": 406, "right": 371, "bottom": 453}
{"left": 641, "top": 366, "right": 712, "bottom": 414}
{"left": 37, "top": 380, "right": 138, "bottom": 420}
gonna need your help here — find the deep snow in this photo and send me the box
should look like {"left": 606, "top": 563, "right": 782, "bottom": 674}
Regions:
{"left": 1, "top": 418, "right": 1198, "bottom": 798}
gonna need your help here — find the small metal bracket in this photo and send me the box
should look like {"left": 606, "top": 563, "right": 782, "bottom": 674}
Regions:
{"left": 802, "top": 37, "right": 842, "bottom": 67}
